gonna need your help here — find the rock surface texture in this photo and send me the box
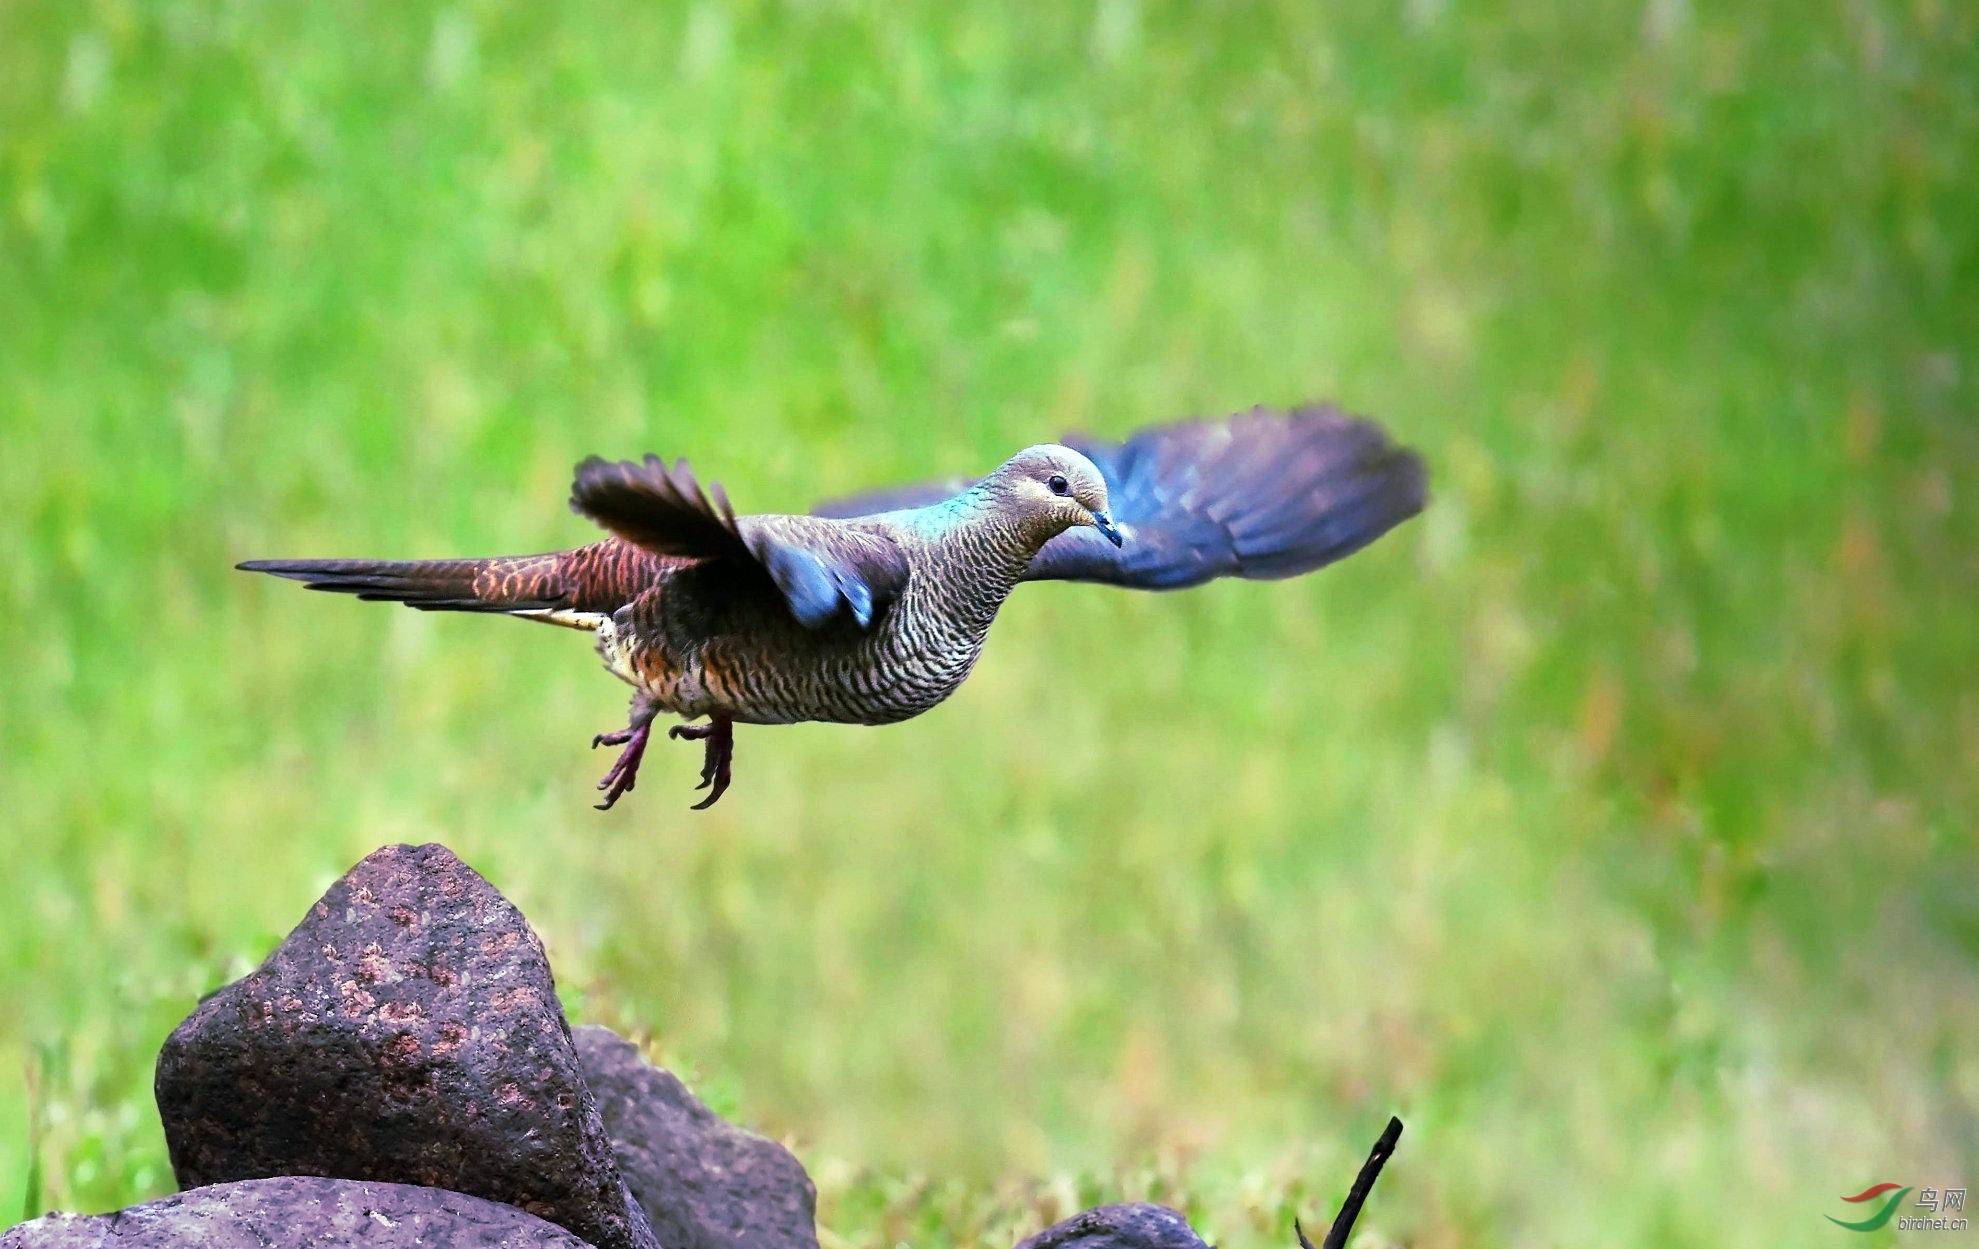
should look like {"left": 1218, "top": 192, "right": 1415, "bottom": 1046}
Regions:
{"left": 1015, "top": 1203, "right": 1213, "bottom": 1249}
{"left": 0, "top": 1176, "right": 596, "bottom": 1248}
{"left": 152, "top": 843, "right": 657, "bottom": 1249}
{"left": 575, "top": 1025, "right": 820, "bottom": 1249}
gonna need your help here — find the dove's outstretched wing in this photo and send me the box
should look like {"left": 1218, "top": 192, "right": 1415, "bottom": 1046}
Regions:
{"left": 812, "top": 405, "right": 1426, "bottom": 589}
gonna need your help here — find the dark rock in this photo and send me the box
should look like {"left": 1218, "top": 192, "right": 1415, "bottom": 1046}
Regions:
{"left": 153, "top": 843, "right": 658, "bottom": 1249}
{"left": 574, "top": 1025, "right": 819, "bottom": 1249}
{"left": 0, "top": 1176, "right": 594, "bottom": 1248}
{"left": 1016, "top": 1203, "right": 1212, "bottom": 1249}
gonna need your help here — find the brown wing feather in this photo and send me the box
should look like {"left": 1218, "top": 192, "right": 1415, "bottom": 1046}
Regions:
{"left": 569, "top": 454, "right": 748, "bottom": 559}
{"left": 570, "top": 454, "right": 908, "bottom": 628}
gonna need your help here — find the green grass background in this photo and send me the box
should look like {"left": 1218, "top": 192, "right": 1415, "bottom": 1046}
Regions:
{"left": 2, "top": 1, "right": 1975, "bottom": 1244}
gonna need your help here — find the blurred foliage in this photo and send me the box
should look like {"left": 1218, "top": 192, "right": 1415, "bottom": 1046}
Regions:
{"left": 2, "top": 0, "right": 1975, "bottom": 1245}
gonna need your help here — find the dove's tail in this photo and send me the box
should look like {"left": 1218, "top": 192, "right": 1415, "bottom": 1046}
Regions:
{"left": 237, "top": 541, "right": 669, "bottom": 622}
{"left": 236, "top": 554, "right": 572, "bottom": 612}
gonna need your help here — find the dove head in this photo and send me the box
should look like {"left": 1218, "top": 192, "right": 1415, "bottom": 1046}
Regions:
{"left": 980, "top": 444, "right": 1123, "bottom": 549}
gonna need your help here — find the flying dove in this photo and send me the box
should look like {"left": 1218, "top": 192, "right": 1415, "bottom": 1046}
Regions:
{"left": 240, "top": 405, "right": 1427, "bottom": 810}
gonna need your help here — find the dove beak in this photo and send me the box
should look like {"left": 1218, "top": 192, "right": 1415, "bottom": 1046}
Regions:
{"left": 1092, "top": 511, "right": 1124, "bottom": 548}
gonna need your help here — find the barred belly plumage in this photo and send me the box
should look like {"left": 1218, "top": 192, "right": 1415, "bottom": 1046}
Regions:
{"left": 613, "top": 519, "right": 1026, "bottom": 729}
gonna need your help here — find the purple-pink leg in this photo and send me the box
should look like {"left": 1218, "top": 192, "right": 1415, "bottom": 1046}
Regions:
{"left": 668, "top": 715, "right": 734, "bottom": 810}
{"left": 592, "top": 697, "right": 659, "bottom": 811}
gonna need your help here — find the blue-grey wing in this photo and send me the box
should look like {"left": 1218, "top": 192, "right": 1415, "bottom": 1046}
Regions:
{"left": 809, "top": 475, "right": 976, "bottom": 520}
{"left": 1030, "top": 404, "right": 1426, "bottom": 587}
{"left": 736, "top": 515, "right": 908, "bottom": 628}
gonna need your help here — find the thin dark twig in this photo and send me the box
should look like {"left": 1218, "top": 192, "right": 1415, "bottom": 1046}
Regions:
{"left": 1295, "top": 1116, "right": 1404, "bottom": 1249}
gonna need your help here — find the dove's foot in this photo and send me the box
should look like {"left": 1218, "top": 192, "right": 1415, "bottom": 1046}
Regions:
{"left": 592, "top": 701, "right": 659, "bottom": 811}
{"left": 668, "top": 715, "right": 734, "bottom": 810}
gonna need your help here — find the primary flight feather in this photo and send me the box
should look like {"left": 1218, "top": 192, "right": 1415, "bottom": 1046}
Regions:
{"left": 240, "top": 404, "right": 1427, "bottom": 810}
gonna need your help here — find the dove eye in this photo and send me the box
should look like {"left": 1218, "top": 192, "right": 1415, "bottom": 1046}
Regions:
{"left": 1047, "top": 474, "right": 1070, "bottom": 496}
